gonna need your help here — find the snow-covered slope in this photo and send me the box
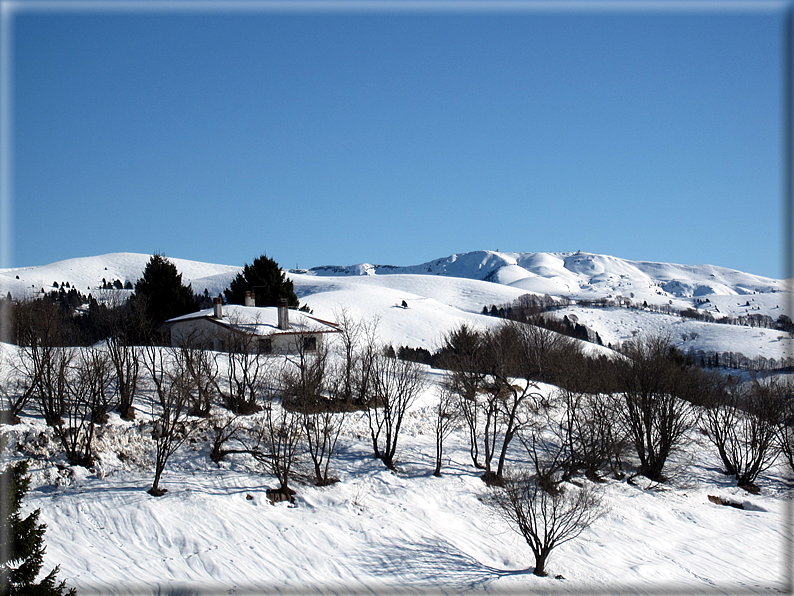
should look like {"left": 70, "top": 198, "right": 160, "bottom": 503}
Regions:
{"left": 5, "top": 371, "right": 788, "bottom": 595}
{"left": 1, "top": 250, "right": 791, "bottom": 595}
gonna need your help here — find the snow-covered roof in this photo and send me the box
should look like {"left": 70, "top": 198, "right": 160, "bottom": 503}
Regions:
{"left": 163, "top": 304, "right": 339, "bottom": 336}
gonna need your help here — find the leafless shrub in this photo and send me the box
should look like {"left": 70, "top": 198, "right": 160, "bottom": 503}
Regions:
{"left": 282, "top": 330, "right": 346, "bottom": 486}
{"left": 247, "top": 377, "right": 304, "bottom": 501}
{"left": 210, "top": 323, "right": 266, "bottom": 415}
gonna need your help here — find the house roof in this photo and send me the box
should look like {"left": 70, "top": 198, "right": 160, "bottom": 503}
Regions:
{"left": 161, "top": 305, "right": 339, "bottom": 336}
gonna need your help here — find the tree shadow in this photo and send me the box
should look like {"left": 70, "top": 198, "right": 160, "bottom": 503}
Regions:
{"left": 351, "top": 535, "right": 530, "bottom": 590}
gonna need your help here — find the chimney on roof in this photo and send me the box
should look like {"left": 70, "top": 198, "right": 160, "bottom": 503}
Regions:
{"left": 213, "top": 296, "right": 223, "bottom": 319}
{"left": 245, "top": 291, "right": 255, "bottom": 307}
{"left": 277, "top": 298, "right": 289, "bottom": 330}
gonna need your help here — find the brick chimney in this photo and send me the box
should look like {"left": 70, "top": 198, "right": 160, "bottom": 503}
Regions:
{"left": 245, "top": 291, "right": 255, "bottom": 307}
{"left": 213, "top": 296, "right": 223, "bottom": 319}
{"left": 277, "top": 298, "right": 289, "bottom": 330}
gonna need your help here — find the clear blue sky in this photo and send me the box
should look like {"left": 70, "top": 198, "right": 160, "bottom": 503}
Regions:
{"left": 6, "top": 2, "right": 787, "bottom": 278}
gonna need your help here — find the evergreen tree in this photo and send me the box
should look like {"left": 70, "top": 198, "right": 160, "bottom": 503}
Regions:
{"left": 0, "top": 438, "right": 74, "bottom": 595}
{"left": 134, "top": 254, "right": 198, "bottom": 330}
{"left": 224, "top": 254, "right": 298, "bottom": 308}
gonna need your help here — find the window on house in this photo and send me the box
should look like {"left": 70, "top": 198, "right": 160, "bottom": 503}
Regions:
{"left": 259, "top": 338, "right": 272, "bottom": 354}
{"left": 303, "top": 336, "right": 317, "bottom": 351}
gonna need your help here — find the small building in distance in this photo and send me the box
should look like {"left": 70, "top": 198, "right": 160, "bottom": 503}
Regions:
{"left": 159, "top": 297, "right": 339, "bottom": 354}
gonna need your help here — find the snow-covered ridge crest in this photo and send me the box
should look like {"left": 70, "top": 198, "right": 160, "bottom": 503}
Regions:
{"left": 303, "top": 250, "right": 782, "bottom": 299}
{"left": 0, "top": 252, "right": 241, "bottom": 299}
{"left": 0, "top": 250, "right": 783, "bottom": 306}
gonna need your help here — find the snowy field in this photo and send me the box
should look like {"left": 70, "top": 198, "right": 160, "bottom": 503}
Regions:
{"left": 2, "top": 373, "right": 790, "bottom": 596}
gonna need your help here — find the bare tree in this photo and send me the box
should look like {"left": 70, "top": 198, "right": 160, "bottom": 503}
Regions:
{"left": 246, "top": 375, "right": 304, "bottom": 501}
{"left": 14, "top": 300, "right": 73, "bottom": 427}
{"left": 211, "top": 323, "right": 265, "bottom": 415}
{"left": 1, "top": 347, "right": 38, "bottom": 423}
{"left": 208, "top": 410, "right": 244, "bottom": 465}
{"left": 433, "top": 382, "right": 460, "bottom": 477}
{"left": 778, "top": 378, "right": 794, "bottom": 476}
{"left": 489, "top": 470, "right": 605, "bottom": 576}
{"left": 552, "top": 385, "right": 627, "bottom": 482}
{"left": 100, "top": 302, "right": 142, "bottom": 421}
{"left": 479, "top": 322, "right": 547, "bottom": 483}
{"left": 176, "top": 333, "right": 218, "bottom": 417}
{"left": 142, "top": 345, "right": 198, "bottom": 496}
{"left": 619, "top": 334, "right": 697, "bottom": 482}
{"left": 440, "top": 322, "right": 554, "bottom": 483}
{"left": 703, "top": 376, "right": 784, "bottom": 489}
{"left": 53, "top": 346, "right": 113, "bottom": 467}
{"left": 331, "top": 307, "right": 365, "bottom": 405}
{"left": 438, "top": 324, "right": 487, "bottom": 469}
{"left": 365, "top": 348, "right": 427, "bottom": 470}
{"left": 283, "top": 332, "right": 347, "bottom": 486}
{"left": 351, "top": 317, "right": 380, "bottom": 407}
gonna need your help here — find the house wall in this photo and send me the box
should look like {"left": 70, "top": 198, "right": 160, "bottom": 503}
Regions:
{"left": 169, "top": 318, "right": 327, "bottom": 355}
{"left": 170, "top": 318, "right": 228, "bottom": 350}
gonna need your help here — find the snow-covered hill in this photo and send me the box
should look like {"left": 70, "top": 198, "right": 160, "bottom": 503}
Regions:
{"left": 1, "top": 249, "right": 786, "bottom": 315}
{"left": 0, "top": 253, "right": 240, "bottom": 300}
{"left": 303, "top": 249, "right": 784, "bottom": 307}
{"left": 1, "top": 250, "right": 789, "bottom": 361}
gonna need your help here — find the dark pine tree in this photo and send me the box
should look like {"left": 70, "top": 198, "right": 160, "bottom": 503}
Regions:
{"left": 0, "top": 438, "right": 74, "bottom": 595}
{"left": 134, "top": 254, "right": 198, "bottom": 330}
{"left": 224, "top": 254, "right": 299, "bottom": 307}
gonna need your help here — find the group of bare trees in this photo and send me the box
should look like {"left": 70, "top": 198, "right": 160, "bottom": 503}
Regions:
{"left": 437, "top": 321, "right": 794, "bottom": 575}
{"left": 436, "top": 321, "right": 612, "bottom": 576}
{"left": 438, "top": 322, "right": 581, "bottom": 484}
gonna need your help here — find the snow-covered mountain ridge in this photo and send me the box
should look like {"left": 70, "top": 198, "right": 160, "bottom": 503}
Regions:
{"left": 303, "top": 250, "right": 783, "bottom": 301}
{"left": 2, "top": 250, "right": 784, "bottom": 304}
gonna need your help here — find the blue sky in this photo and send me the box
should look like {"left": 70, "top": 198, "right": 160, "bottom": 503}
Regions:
{"left": 6, "top": 2, "right": 787, "bottom": 278}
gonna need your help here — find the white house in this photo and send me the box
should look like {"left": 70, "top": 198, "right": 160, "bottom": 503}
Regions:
{"left": 159, "top": 298, "right": 339, "bottom": 354}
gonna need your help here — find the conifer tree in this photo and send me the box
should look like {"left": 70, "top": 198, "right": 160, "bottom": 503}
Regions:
{"left": 0, "top": 438, "right": 74, "bottom": 595}
{"left": 224, "top": 254, "right": 298, "bottom": 307}
{"left": 134, "top": 254, "right": 198, "bottom": 330}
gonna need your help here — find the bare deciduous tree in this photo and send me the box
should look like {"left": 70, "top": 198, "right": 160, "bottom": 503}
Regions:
{"left": 211, "top": 322, "right": 265, "bottom": 415}
{"left": 15, "top": 301, "right": 73, "bottom": 427}
{"left": 619, "top": 334, "right": 697, "bottom": 482}
{"left": 53, "top": 346, "right": 113, "bottom": 467}
{"left": 703, "top": 376, "right": 784, "bottom": 489}
{"left": 247, "top": 376, "right": 304, "bottom": 501}
{"left": 282, "top": 330, "right": 346, "bottom": 486}
{"left": 551, "top": 384, "right": 627, "bottom": 482}
{"left": 365, "top": 348, "right": 427, "bottom": 470}
{"left": 489, "top": 470, "right": 606, "bottom": 576}
{"left": 176, "top": 333, "right": 218, "bottom": 417}
{"left": 332, "top": 307, "right": 365, "bottom": 405}
{"left": 142, "top": 345, "right": 199, "bottom": 496}
{"left": 478, "top": 322, "right": 549, "bottom": 483}
{"left": 433, "top": 382, "right": 459, "bottom": 477}
{"left": 439, "top": 324, "right": 487, "bottom": 469}
{"left": 1, "top": 347, "right": 38, "bottom": 424}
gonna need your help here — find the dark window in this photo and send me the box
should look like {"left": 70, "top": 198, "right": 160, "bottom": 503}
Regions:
{"left": 259, "top": 338, "right": 272, "bottom": 354}
{"left": 303, "top": 336, "right": 317, "bottom": 351}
